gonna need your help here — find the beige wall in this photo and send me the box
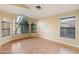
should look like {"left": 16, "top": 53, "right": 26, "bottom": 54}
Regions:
{"left": 37, "top": 9, "right": 79, "bottom": 47}
{"left": 0, "top": 11, "right": 38, "bottom": 45}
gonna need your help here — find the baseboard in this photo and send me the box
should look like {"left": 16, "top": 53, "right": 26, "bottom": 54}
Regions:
{"left": 0, "top": 37, "right": 38, "bottom": 46}
{"left": 0, "top": 39, "right": 12, "bottom": 46}
{"left": 52, "top": 39, "right": 79, "bottom": 48}
{"left": 11, "top": 37, "right": 32, "bottom": 41}
{"left": 39, "top": 37, "right": 79, "bottom": 48}
{"left": 1, "top": 37, "right": 79, "bottom": 48}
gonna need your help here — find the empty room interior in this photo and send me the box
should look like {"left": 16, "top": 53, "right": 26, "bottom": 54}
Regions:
{"left": 0, "top": 4, "right": 79, "bottom": 54}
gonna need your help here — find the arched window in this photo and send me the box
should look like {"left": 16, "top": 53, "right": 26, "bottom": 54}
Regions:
{"left": 13, "top": 16, "right": 29, "bottom": 34}
{"left": 31, "top": 22, "right": 36, "bottom": 33}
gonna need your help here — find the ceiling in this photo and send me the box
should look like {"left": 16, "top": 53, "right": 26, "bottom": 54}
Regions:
{"left": 0, "top": 4, "right": 79, "bottom": 19}
{"left": 11, "top": 4, "right": 29, "bottom": 9}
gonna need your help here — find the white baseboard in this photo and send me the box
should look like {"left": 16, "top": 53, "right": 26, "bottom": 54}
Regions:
{"left": 40, "top": 37, "right": 79, "bottom": 48}
{"left": 51, "top": 39, "right": 79, "bottom": 48}
{"left": 0, "top": 36, "right": 12, "bottom": 46}
{"left": 0, "top": 38, "right": 12, "bottom": 46}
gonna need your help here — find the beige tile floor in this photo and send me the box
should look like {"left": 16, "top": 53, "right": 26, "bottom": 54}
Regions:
{"left": 0, "top": 37, "right": 79, "bottom": 54}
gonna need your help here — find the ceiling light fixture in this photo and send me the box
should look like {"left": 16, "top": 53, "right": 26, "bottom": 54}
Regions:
{"left": 36, "top": 5, "right": 41, "bottom": 10}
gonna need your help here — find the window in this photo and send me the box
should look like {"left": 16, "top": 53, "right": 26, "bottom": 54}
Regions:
{"left": 13, "top": 16, "right": 29, "bottom": 34}
{"left": 60, "top": 16, "right": 75, "bottom": 39}
{"left": 31, "top": 23, "right": 36, "bottom": 33}
{"left": 2, "top": 20, "right": 10, "bottom": 37}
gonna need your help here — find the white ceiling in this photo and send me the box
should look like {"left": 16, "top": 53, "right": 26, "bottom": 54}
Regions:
{"left": 0, "top": 4, "right": 79, "bottom": 19}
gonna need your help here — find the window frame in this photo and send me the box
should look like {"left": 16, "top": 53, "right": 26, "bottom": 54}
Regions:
{"left": 31, "top": 23, "right": 36, "bottom": 33}
{"left": 60, "top": 16, "right": 75, "bottom": 39}
{"left": 2, "top": 21, "right": 10, "bottom": 37}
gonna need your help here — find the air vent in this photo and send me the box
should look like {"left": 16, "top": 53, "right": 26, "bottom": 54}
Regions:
{"left": 36, "top": 5, "right": 41, "bottom": 10}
